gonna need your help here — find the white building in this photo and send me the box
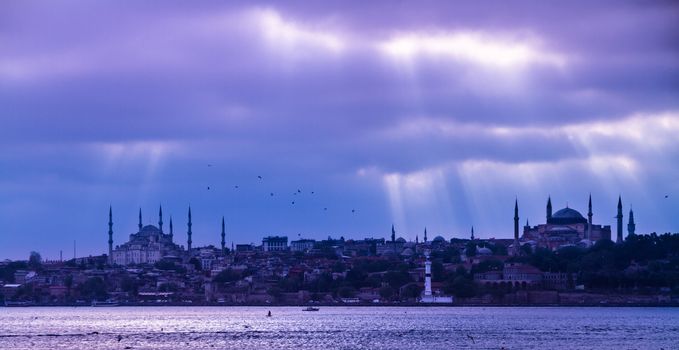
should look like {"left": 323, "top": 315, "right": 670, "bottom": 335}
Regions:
{"left": 290, "top": 239, "right": 315, "bottom": 252}
{"left": 262, "top": 236, "right": 288, "bottom": 251}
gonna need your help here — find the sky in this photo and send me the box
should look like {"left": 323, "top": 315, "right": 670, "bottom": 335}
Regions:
{"left": 1, "top": 1, "right": 678, "bottom": 260}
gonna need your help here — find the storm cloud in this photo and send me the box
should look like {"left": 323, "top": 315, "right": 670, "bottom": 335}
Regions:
{"left": 1, "top": 1, "right": 678, "bottom": 259}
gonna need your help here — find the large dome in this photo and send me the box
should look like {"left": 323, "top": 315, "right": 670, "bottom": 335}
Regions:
{"left": 549, "top": 208, "right": 587, "bottom": 224}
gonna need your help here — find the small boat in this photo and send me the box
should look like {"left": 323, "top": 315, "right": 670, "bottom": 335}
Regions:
{"left": 267, "top": 310, "right": 272, "bottom": 317}
{"left": 303, "top": 306, "right": 319, "bottom": 311}
{"left": 91, "top": 300, "right": 119, "bottom": 307}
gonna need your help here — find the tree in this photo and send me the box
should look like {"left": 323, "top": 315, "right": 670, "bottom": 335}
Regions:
{"left": 379, "top": 286, "right": 395, "bottom": 300}
{"left": 28, "top": 251, "right": 42, "bottom": 270}
{"left": 337, "top": 286, "right": 356, "bottom": 298}
{"left": 79, "top": 277, "right": 108, "bottom": 301}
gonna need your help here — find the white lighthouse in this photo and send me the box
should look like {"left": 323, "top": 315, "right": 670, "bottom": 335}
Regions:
{"left": 420, "top": 250, "right": 453, "bottom": 303}
{"left": 424, "top": 251, "right": 433, "bottom": 297}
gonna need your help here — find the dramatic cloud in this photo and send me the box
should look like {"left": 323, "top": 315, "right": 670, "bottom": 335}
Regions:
{"left": 0, "top": 1, "right": 678, "bottom": 259}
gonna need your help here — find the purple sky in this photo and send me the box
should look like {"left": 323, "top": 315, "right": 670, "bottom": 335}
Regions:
{"left": 1, "top": 1, "right": 678, "bottom": 260}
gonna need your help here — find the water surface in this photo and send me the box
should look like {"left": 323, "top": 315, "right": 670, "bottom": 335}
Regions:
{"left": 1, "top": 306, "right": 677, "bottom": 349}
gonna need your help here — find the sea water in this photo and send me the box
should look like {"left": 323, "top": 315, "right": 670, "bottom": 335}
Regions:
{"left": 1, "top": 306, "right": 677, "bottom": 349}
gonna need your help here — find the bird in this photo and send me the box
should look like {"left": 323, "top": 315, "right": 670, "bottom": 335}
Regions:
{"left": 235, "top": 185, "right": 239, "bottom": 189}
{"left": 207, "top": 164, "right": 212, "bottom": 167}
{"left": 117, "top": 335, "right": 123, "bottom": 342}
{"left": 297, "top": 189, "right": 302, "bottom": 193}
{"left": 466, "top": 334, "right": 475, "bottom": 344}
{"left": 311, "top": 191, "right": 315, "bottom": 194}
{"left": 665, "top": 195, "right": 669, "bottom": 198}
{"left": 324, "top": 207, "right": 328, "bottom": 211}
{"left": 258, "top": 176, "right": 263, "bottom": 180}
{"left": 291, "top": 201, "right": 295, "bottom": 205}
{"left": 352, "top": 209, "right": 356, "bottom": 213}
{"left": 270, "top": 193, "right": 274, "bottom": 196}
{"left": 207, "top": 186, "right": 211, "bottom": 190}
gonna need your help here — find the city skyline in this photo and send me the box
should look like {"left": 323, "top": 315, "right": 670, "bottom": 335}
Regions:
{"left": 2, "top": 1, "right": 679, "bottom": 260}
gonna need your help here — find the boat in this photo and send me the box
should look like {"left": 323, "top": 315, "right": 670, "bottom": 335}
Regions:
{"left": 303, "top": 306, "right": 319, "bottom": 311}
{"left": 91, "top": 300, "right": 120, "bottom": 307}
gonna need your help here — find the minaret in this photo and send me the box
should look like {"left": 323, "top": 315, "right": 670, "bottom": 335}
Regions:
{"left": 138, "top": 208, "right": 143, "bottom": 231}
{"left": 158, "top": 205, "right": 163, "bottom": 233}
{"left": 470, "top": 226, "right": 475, "bottom": 240}
{"left": 169, "top": 216, "right": 174, "bottom": 241}
{"left": 424, "top": 227, "right": 428, "bottom": 242}
{"left": 187, "top": 206, "right": 193, "bottom": 252}
{"left": 627, "top": 207, "right": 636, "bottom": 237}
{"left": 546, "top": 196, "right": 552, "bottom": 222}
{"left": 221, "top": 216, "right": 226, "bottom": 254}
{"left": 108, "top": 206, "right": 113, "bottom": 265}
{"left": 587, "top": 194, "right": 593, "bottom": 240}
{"left": 391, "top": 224, "right": 395, "bottom": 242}
{"left": 424, "top": 251, "right": 432, "bottom": 298}
{"left": 616, "top": 196, "right": 623, "bottom": 243}
{"left": 513, "top": 199, "right": 520, "bottom": 255}
{"left": 416, "top": 234, "right": 419, "bottom": 244}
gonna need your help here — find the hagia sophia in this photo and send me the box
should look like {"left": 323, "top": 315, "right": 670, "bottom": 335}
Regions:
{"left": 512, "top": 195, "right": 636, "bottom": 252}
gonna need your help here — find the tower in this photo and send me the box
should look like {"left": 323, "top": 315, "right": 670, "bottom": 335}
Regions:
{"left": 616, "top": 196, "right": 623, "bottom": 243}
{"left": 513, "top": 199, "right": 520, "bottom": 255}
{"left": 169, "top": 216, "right": 174, "bottom": 241}
{"left": 546, "top": 196, "right": 552, "bottom": 222}
{"left": 158, "top": 205, "right": 163, "bottom": 233}
{"left": 424, "top": 251, "right": 432, "bottom": 297}
{"left": 627, "top": 207, "right": 636, "bottom": 237}
{"left": 424, "top": 227, "right": 428, "bottom": 242}
{"left": 416, "top": 234, "right": 419, "bottom": 244}
{"left": 221, "top": 216, "right": 226, "bottom": 254}
{"left": 187, "top": 206, "right": 193, "bottom": 252}
{"left": 391, "top": 224, "right": 395, "bottom": 242}
{"left": 108, "top": 206, "right": 113, "bottom": 265}
{"left": 470, "top": 226, "right": 475, "bottom": 240}
{"left": 587, "top": 194, "right": 593, "bottom": 240}
{"left": 138, "top": 208, "right": 143, "bottom": 231}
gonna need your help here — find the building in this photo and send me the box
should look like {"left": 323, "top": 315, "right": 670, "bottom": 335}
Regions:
{"left": 520, "top": 195, "right": 613, "bottom": 250}
{"left": 111, "top": 207, "right": 184, "bottom": 266}
{"left": 262, "top": 236, "right": 288, "bottom": 251}
{"left": 290, "top": 239, "right": 315, "bottom": 252}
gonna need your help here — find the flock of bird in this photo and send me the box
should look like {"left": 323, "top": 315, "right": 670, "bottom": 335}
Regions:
{"left": 204, "top": 164, "right": 357, "bottom": 215}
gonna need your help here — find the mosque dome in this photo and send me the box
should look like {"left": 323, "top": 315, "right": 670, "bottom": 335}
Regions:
{"left": 548, "top": 207, "right": 587, "bottom": 224}
{"left": 396, "top": 237, "right": 407, "bottom": 243}
{"left": 401, "top": 248, "right": 414, "bottom": 256}
{"left": 477, "top": 247, "right": 493, "bottom": 256}
{"left": 432, "top": 236, "right": 446, "bottom": 242}
{"left": 140, "top": 225, "right": 161, "bottom": 234}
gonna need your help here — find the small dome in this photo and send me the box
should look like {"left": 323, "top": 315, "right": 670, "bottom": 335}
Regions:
{"left": 477, "top": 247, "right": 493, "bottom": 255}
{"left": 433, "top": 236, "right": 445, "bottom": 242}
{"left": 396, "top": 237, "right": 407, "bottom": 243}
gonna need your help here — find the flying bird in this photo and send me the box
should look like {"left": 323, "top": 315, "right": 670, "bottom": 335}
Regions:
{"left": 352, "top": 209, "right": 356, "bottom": 213}
{"left": 665, "top": 195, "right": 669, "bottom": 198}
{"left": 258, "top": 176, "right": 263, "bottom": 180}
{"left": 311, "top": 191, "right": 315, "bottom": 194}
{"left": 324, "top": 207, "right": 328, "bottom": 211}
{"left": 207, "top": 164, "right": 212, "bottom": 167}
{"left": 291, "top": 201, "right": 295, "bottom": 205}
{"left": 270, "top": 193, "right": 274, "bottom": 196}
{"left": 297, "top": 189, "right": 302, "bottom": 193}
{"left": 235, "top": 185, "right": 239, "bottom": 189}
{"left": 207, "top": 186, "right": 211, "bottom": 190}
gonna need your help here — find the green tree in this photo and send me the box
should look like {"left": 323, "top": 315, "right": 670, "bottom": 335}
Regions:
{"left": 28, "top": 251, "right": 42, "bottom": 270}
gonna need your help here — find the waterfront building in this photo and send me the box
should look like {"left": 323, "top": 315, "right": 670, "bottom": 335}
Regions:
{"left": 520, "top": 195, "right": 613, "bottom": 250}
{"left": 262, "top": 236, "right": 288, "bottom": 251}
